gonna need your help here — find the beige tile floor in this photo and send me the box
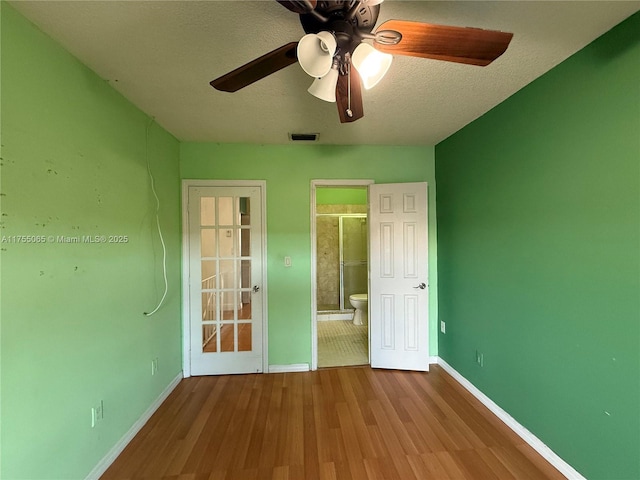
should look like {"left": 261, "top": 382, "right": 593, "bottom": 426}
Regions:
{"left": 317, "top": 319, "right": 368, "bottom": 367}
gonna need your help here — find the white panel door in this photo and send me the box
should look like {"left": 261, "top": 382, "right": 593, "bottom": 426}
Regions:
{"left": 369, "top": 182, "right": 429, "bottom": 371}
{"left": 188, "top": 185, "right": 264, "bottom": 375}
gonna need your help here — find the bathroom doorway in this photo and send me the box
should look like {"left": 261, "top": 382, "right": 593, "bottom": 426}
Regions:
{"left": 311, "top": 181, "right": 373, "bottom": 369}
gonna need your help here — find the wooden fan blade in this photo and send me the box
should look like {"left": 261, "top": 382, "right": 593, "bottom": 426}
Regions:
{"left": 276, "top": 0, "right": 317, "bottom": 14}
{"left": 336, "top": 66, "right": 364, "bottom": 123}
{"left": 375, "top": 20, "right": 513, "bottom": 66}
{"left": 210, "top": 42, "right": 298, "bottom": 92}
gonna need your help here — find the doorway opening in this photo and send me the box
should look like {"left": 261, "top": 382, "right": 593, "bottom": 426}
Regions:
{"left": 311, "top": 180, "right": 373, "bottom": 369}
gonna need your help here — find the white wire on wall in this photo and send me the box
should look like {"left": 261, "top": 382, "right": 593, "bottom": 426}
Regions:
{"left": 144, "top": 117, "right": 168, "bottom": 316}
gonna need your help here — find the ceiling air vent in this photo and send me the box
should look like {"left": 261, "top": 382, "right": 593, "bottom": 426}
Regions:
{"left": 289, "top": 133, "right": 319, "bottom": 142}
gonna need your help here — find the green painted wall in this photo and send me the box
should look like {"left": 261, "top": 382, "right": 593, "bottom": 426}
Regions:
{"left": 180, "top": 144, "right": 438, "bottom": 364}
{"left": 0, "top": 4, "right": 182, "bottom": 479}
{"left": 436, "top": 12, "right": 639, "bottom": 480}
{"left": 316, "top": 186, "right": 368, "bottom": 205}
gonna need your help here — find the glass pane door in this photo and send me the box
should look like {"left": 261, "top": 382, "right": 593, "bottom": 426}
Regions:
{"left": 189, "top": 185, "right": 263, "bottom": 375}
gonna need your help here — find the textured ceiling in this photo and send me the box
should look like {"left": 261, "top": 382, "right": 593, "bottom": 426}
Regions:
{"left": 10, "top": 0, "right": 640, "bottom": 145}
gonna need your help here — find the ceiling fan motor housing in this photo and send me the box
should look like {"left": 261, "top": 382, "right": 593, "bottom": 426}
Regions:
{"left": 300, "top": 1, "right": 380, "bottom": 55}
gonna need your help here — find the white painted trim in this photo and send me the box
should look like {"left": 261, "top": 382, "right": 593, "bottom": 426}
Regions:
{"left": 181, "top": 180, "right": 269, "bottom": 377}
{"left": 310, "top": 184, "right": 317, "bottom": 371}
{"left": 429, "top": 356, "right": 439, "bottom": 365}
{"left": 436, "top": 357, "right": 586, "bottom": 480}
{"left": 84, "top": 372, "right": 182, "bottom": 480}
{"left": 310, "top": 179, "right": 374, "bottom": 371}
{"left": 181, "top": 181, "right": 191, "bottom": 377}
{"left": 268, "top": 363, "right": 310, "bottom": 373}
{"left": 260, "top": 184, "right": 269, "bottom": 374}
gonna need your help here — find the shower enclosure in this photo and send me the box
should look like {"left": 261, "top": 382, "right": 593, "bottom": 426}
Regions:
{"left": 316, "top": 213, "right": 368, "bottom": 312}
{"left": 340, "top": 215, "right": 368, "bottom": 310}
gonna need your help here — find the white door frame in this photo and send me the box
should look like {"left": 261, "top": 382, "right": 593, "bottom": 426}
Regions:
{"left": 182, "top": 179, "right": 268, "bottom": 377}
{"left": 310, "top": 179, "right": 374, "bottom": 371}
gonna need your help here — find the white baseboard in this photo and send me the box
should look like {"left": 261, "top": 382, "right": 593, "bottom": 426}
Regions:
{"left": 436, "top": 357, "right": 585, "bottom": 480}
{"left": 268, "top": 363, "right": 310, "bottom": 373}
{"left": 84, "top": 372, "right": 183, "bottom": 480}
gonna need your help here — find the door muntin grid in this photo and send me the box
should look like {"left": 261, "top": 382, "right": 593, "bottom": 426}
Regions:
{"left": 200, "top": 195, "right": 253, "bottom": 354}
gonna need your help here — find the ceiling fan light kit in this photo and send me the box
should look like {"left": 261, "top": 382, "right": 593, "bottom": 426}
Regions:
{"left": 351, "top": 42, "right": 393, "bottom": 90}
{"left": 298, "top": 31, "right": 337, "bottom": 77}
{"left": 308, "top": 63, "right": 340, "bottom": 102}
{"left": 211, "top": 0, "right": 514, "bottom": 123}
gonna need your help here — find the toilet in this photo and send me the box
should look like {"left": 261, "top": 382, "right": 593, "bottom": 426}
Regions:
{"left": 349, "top": 293, "right": 368, "bottom": 326}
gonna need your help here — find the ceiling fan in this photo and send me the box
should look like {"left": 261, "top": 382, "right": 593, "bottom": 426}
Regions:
{"left": 210, "top": 0, "right": 513, "bottom": 123}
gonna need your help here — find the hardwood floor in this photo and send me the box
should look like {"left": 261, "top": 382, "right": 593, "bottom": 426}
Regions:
{"left": 101, "top": 366, "right": 566, "bottom": 480}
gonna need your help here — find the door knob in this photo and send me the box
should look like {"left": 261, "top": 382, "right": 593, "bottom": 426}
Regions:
{"left": 413, "top": 283, "right": 426, "bottom": 290}
{"left": 252, "top": 285, "right": 260, "bottom": 293}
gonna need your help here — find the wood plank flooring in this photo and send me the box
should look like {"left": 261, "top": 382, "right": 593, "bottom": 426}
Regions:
{"left": 101, "top": 366, "right": 566, "bottom": 480}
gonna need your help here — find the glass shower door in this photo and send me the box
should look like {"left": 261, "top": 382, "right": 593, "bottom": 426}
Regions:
{"left": 340, "top": 216, "right": 368, "bottom": 309}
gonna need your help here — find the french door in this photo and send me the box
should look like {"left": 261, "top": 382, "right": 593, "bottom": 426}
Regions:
{"left": 186, "top": 183, "right": 265, "bottom": 375}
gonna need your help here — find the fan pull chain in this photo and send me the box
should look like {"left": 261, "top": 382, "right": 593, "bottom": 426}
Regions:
{"left": 346, "top": 57, "right": 353, "bottom": 118}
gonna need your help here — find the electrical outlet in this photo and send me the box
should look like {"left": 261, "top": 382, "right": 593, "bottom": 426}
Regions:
{"left": 151, "top": 358, "right": 158, "bottom": 375}
{"left": 440, "top": 321, "right": 446, "bottom": 334}
{"left": 475, "top": 350, "right": 484, "bottom": 367}
{"left": 91, "top": 400, "right": 104, "bottom": 428}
